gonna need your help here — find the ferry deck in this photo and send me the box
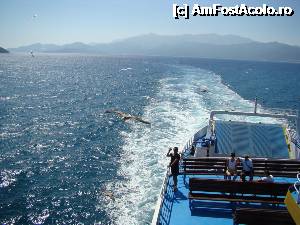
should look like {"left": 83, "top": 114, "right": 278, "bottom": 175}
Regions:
{"left": 152, "top": 111, "right": 300, "bottom": 225}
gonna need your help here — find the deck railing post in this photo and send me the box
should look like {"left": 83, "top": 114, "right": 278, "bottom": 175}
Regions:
{"left": 254, "top": 97, "right": 258, "bottom": 114}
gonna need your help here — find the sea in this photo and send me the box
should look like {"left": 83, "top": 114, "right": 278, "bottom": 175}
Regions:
{"left": 0, "top": 54, "right": 300, "bottom": 225}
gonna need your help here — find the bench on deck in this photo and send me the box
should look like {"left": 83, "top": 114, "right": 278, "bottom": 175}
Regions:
{"left": 189, "top": 178, "right": 291, "bottom": 208}
{"left": 233, "top": 207, "right": 295, "bottom": 225}
{"left": 182, "top": 157, "right": 300, "bottom": 181}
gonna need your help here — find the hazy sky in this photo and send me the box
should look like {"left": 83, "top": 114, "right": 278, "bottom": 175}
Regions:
{"left": 1, "top": 0, "right": 299, "bottom": 48}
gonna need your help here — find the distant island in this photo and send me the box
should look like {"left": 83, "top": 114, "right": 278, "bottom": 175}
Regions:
{"left": 0, "top": 46, "right": 9, "bottom": 53}
{"left": 8, "top": 34, "right": 300, "bottom": 63}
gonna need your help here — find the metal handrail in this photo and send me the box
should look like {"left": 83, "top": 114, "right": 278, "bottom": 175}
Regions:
{"left": 182, "top": 126, "right": 208, "bottom": 156}
{"left": 210, "top": 110, "right": 298, "bottom": 121}
{"left": 182, "top": 136, "right": 194, "bottom": 156}
{"left": 160, "top": 170, "right": 170, "bottom": 198}
{"left": 294, "top": 173, "right": 300, "bottom": 204}
{"left": 151, "top": 169, "right": 170, "bottom": 225}
{"left": 292, "top": 138, "right": 300, "bottom": 149}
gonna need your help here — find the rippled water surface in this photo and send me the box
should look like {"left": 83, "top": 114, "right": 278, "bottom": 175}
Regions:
{"left": 0, "top": 54, "right": 299, "bottom": 225}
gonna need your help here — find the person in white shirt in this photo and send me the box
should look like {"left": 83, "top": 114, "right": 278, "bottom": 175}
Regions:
{"left": 240, "top": 155, "right": 254, "bottom": 182}
{"left": 225, "top": 152, "right": 238, "bottom": 180}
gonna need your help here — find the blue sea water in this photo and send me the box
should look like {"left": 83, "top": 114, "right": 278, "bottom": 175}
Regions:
{"left": 0, "top": 54, "right": 299, "bottom": 225}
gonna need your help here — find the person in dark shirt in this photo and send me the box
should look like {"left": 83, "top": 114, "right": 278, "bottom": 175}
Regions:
{"left": 190, "top": 145, "right": 195, "bottom": 156}
{"left": 167, "top": 147, "right": 180, "bottom": 191}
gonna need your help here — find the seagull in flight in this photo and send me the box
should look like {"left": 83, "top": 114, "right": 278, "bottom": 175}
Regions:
{"left": 105, "top": 109, "right": 151, "bottom": 125}
{"left": 119, "top": 67, "right": 132, "bottom": 72}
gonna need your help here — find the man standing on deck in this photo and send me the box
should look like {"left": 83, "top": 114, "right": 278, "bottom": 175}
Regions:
{"left": 240, "top": 155, "right": 254, "bottom": 182}
{"left": 167, "top": 147, "right": 180, "bottom": 191}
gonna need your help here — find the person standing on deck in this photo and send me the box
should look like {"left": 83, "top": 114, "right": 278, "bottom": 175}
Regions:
{"left": 225, "top": 152, "right": 238, "bottom": 180}
{"left": 167, "top": 147, "right": 181, "bottom": 191}
{"left": 190, "top": 145, "right": 195, "bottom": 156}
{"left": 240, "top": 155, "right": 254, "bottom": 182}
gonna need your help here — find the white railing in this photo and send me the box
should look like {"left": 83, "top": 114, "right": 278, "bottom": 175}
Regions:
{"left": 160, "top": 170, "right": 170, "bottom": 200}
{"left": 210, "top": 109, "right": 298, "bottom": 121}
{"left": 182, "top": 136, "right": 194, "bottom": 155}
{"left": 151, "top": 169, "right": 170, "bottom": 225}
{"left": 292, "top": 138, "right": 300, "bottom": 150}
{"left": 292, "top": 138, "right": 300, "bottom": 160}
{"left": 294, "top": 173, "right": 300, "bottom": 204}
{"left": 182, "top": 126, "right": 208, "bottom": 156}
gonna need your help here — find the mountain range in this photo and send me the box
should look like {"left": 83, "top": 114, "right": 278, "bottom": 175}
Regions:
{"left": 8, "top": 34, "right": 300, "bottom": 62}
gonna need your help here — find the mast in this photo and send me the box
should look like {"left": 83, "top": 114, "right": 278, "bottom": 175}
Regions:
{"left": 254, "top": 98, "right": 258, "bottom": 114}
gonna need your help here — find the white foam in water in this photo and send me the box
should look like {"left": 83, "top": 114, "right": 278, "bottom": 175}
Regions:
{"left": 103, "top": 65, "right": 280, "bottom": 225}
{"left": 0, "top": 169, "right": 22, "bottom": 188}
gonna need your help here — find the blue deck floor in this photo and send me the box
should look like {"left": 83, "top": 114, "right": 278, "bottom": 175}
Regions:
{"left": 158, "top": 174, "right": 297, "bottom": 225}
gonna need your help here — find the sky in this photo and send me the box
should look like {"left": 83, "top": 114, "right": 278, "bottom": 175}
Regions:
{"left": 0, "top": 0, "right": 299, "bottom": 48}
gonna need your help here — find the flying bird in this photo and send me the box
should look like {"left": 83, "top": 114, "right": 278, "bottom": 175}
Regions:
{"left": 105, "top": 109, "right": 151, "bottom": 125}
